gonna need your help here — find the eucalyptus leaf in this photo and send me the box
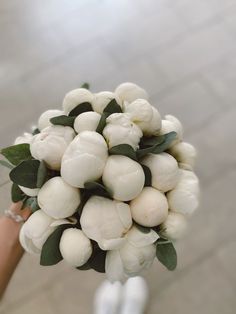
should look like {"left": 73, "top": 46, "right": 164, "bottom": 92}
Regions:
{"left": 1, "top": 144, "right": 32, "bottom": 166}
{"left": 141, "top": 164, "right": 152, "bottom": 186}
{"left": 109, "top": 144, "right": 137, "bottom": 161}
{"left": 9, "top": 160, "right": 40, "bottom": 188}
{"left": 40, "top": 225, "right": 70, "bottom": 266}
{"left": 50, "top": 115, "right": 75, "bottom": 127}
{"left": 37, "top": 161, "right": 48, "bottom": 188}
{"left": 103, "top": 99, "right": 122, "bottom": 114}
{"left": 156, "top": 241, "right": 177, "bottom": 271}
{"left": 81, "top": 82, "right": 90, "bottom": 90}
{"left": 96, "top": 112, "right": 109, "bottom": 134}
{"left": 0, "top": 160, "right": 14, "bottom": 169}
{"left": 140, "top": 135, "right": 165, "bottom": 148}
{"left": 84, "top": 181, "right": 111, "bottom": 198}
{"left": 68, "top": 102, "right": 93, "bottom": 117}
{"left": 11, "top": 183, "right": 25, "bottom": 202}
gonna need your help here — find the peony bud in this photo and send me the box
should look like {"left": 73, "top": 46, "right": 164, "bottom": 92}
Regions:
{"left": 59, "top": 228, "right": 92, "bottom": 267}
{"left": 140, "top": 106, "right": 162, "bottom": 136}
{"left": 167, "top": 169, "right": 200, "bottom": 215}
{"left": 130, "top": 187, "right": 168, "bottom": 227}
{"left": 38, "top": 109, "right": 64, "bottom": 131}
{"left": 80, "top": 196, "right": 132, "bottom": 250}
{"left": 103, "top": 113, "right": 143, "bottom": 150}
{"left": 160, "top": 211, "right": 187, "bottom": 240}
{"left": 92, "top": 91, "right": 122, "bottom": 114}
{"left": 115, "top": 82, "right": 148, "bottom": 103}
{"left": 19, "top": 210, "right": 56, "bottom": 254}
{"left": 38, "top": 177, "right": 81, "bottom": 219}
{"left": 14, "top": 132, "right": 33, "bottom": 145}
{"left": 30, "top": 125, "right": 75, "bottom": 170}
{"left": 105, "top": 226, "right": 158, "bottom": 282}
{"left": 102, "top": 155, "right": 145, "bottom": 201}
{"left": 158, "top": 114, "right": 183, "bottom": 146}
{"left": 141, "top": 152, "right": 180, "bottom": 192}
{"left": 19, "top": 186, "right": 40, "bottom": 197}
{"left": 74, "top": 111, "right": 101, "bottom": 134}
{"left": 61, "top": 131, "right": 108, "bottom": 188}
{"left": 62, "top": 88, "right": 94, "bottom": 114}
{"left": 168, "top": 142, "right": 197, "bottom": 170}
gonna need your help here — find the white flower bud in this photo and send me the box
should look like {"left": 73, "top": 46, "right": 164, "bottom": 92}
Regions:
{"left": 141, "top": 152, "right": 180, "bottom": 192}
{"left": 168, "top": 142, "right": 197, "bottom": 170}
{"left": 30, "top": 125, "right": 75, "bottom": 170}
{"left": 62, "top": 88, "right": 94, "bottom": 114}
{"left": 19, "top": 210, "right": 56, "bottom": 254}
{"left": 80, "top": 196, "right": 132, "bottom": 250}
{"left": 59, "top": 228, "right": 92, "bottom": 267}
{"left": 141, "top": 106, "right": 162, "bottom": 136}
{"left": 158, "top": 115, "right": 183, "bottom": 146}
{"left": 19, "top": 186, "right": 40, "bottom": 197}
{"left": 167, "top": 169, "right": 200, "bottom": 215}
{"left": 92, "top": 91, "right": 122, "bottom": 114}
{"left": 38, "top": 177, "right": 81, "bottom": 219}
{"left": 130, "top": 187, "right": 168, "bottom": 227}
{"left": 61, "top": 131, "right": 108, "bottom": 188}
{"left": 102, "top": 155, "right": 145, "bottom": 201}
{"left": 103, "top": 113, "right": 143, "bottom": 150}
{"left": 115, "top": 82, "right": 148, "bottom": 103}
{"left": 38, "top": 109, "right": 64, "bottom": 131}
{"left": 14, "top": 132, "right": 33, "bottom": 145}
{"left": 105, "top": 226, "right": 158, "bottom": 282}
{"left": 161, "top": 212, "right": 187, "bottom": 240}
{"left": 74, "top": 111, "right": 101, "bottom": 134}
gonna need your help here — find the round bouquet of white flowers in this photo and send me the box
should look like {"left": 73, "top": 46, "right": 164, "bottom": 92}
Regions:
{"left": 0, "top": 82, "right": 200, "bottom": 282}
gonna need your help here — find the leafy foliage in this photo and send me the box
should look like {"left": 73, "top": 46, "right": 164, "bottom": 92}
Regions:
{"left": 50, "top": 115, "right": 75, "bottom": 127}
{"left": 0, "top": 144, "right": 32, "bottom": 166}
{"left": 11, "top": 183, "right": 25, "bottom": 202}
{"left": 68, "top": 102, "right": 93, "bottom": 117}
{"left": 36, "top": 161, "right": 48, "bottom": 188}
{"left": 81, "top": 82, "right": 90, "bottom": 90}
{"left": 141, "top": 164, "right": 152, "bottom": 186}
{"left": 9, "top": 160, "right": 40, "bottom": 188}
{"left": 109, "top": 144, "right": 137, "bottom": 161}
{"left": 156, "top": 239, "right": 177, "bottom": 271}
{"left": 84, "top": 181, "right": 111, "bottom": 198}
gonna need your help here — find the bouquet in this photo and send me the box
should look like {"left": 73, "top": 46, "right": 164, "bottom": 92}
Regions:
{"left": 0, "top": 82, "right": 200, "bottom": 282}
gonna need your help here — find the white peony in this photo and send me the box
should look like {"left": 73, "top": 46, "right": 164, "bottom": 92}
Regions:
{"left": 160, "top": 212, "right": 187, "bottom": 240}
{"left": 105, "top": 225, "right": 159, "bottom": 282}
{"left": 59, "top": 228, "right": 92, "bottom": 267}
{"left": 61, "top": 131, "right": 108, "bottom": 188}
{"left": 38, "top": 109, "right": 64, "bottom": 131}
{"left": 19, "top": 186, "right": 40, "bottom": 197}
{"left": 92, "top": 91, "right": 122, "bottom": 114}
{"left": 168, "top": 142, "right": 197, "bottom": 170}
{"left": 103, "top": 113, "right": 143, "bottom": 150}
{"left": 80, "top": 196, "right": 132, "bottom": 250}
{"left": 74, "top": 111, "right": 101, "bottom": 134}
{"left": 130, "top": 187, "right": 168, "bottom": 227}
{"left": 30, "top": 125, "right": 75, "bottom": 170}
{"left": 14, "top": 132, "right": 33, "bottom": 145}
{"left": 102, "top": 155, "right": 145, "bottom": 201}
{"left": 38, "top": 177, "right": 81, "bottom": 219}
{"left": 140, "top": 106, "right": 162, "bottom": 136}
{"left": 62, "top": 88, "right": 94, "bottom": 114}
{"left": 167, "top": 169, "right": 200, "bottom": 215}
{"left": 158, "top": 115, "right": 183, "bottom": 146}
{"left": 141, "top": 152, "right": 180, "bottom": 192}
{"left": 19, "top": 210, "right": 56, "bottom": 254}
{"left": 115, "top": 82, "right": 148, "bottom": 103}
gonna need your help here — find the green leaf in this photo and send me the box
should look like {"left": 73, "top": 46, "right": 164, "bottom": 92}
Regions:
{"left": 141, "top": 164, "right": 152, "bottom": 186}
{"left": 135, "top": 222, "right": 151, "bottom": 234}
{"left": 9, "top": 160, "right": 40, "bottom": 188}
{"left": 11, "top": 183, "right": 25, "bottom": 202}
{"left": 140, "top": 135, "right": 165, "bottom": 148}
{"left": 76, "top": 191, "right": 91, "bottom": 216}
{"left": 36, "top": 161, "right": 48, "bottom": 188}
{"left": 77, "top": 243, "right": 106, "bottom": 273}
{"left": 156, "top": 241, "right": 177, "bottom": 271}
{"left": 109, "top": 144, "right": 137, "bottom": 161}
{"left": 137, "top": 132, "right": 177, "bottom": 159}
{"left": 32, "top": 128, "right": 40, "bottom": 135}
{"left": 24, "top": 197, "right": 40, "bottom": 212}
{"left": 0, "top": 144, "right": 32, "bottom": 166}
{"left": 68, "top": 102, "right": 93, "bottom": 117}
{"left": 40, "top": 225, "right": 70, "bottom": 266}
{"left": 84, "top": 181, "right": 111, "bottom": 198}
{"left": 50, "top": 115, "right": 75, "bottom": 127}
{"left": 81, "top": 82, "right": 90, "bottom": 90}
{"left": 96, "top": 112, "right": 109, "bottom": 134}
{"left": 0, "top": 160, "right": 14, "bottom": 169}
{"left": 103, "top": 99, "right": 122, "bottom": 114}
